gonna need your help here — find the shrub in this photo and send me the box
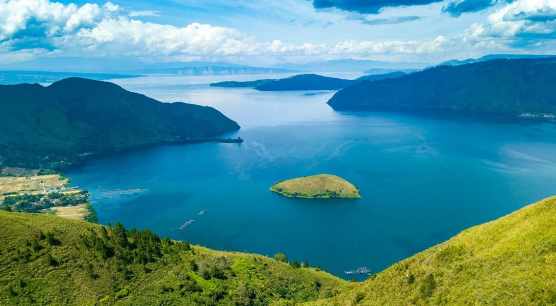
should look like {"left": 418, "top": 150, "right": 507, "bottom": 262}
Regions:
{"left": 420, "top": 274, "right": 436, "bottom": 298}
{"left": 407, "top": 273, "right": 415, "bottom": 284}
{"left": 274, "top": 253, "right": 288, "bottom": 263}
{"left": 354, "top": 292, "right": 365, "bottom": 303}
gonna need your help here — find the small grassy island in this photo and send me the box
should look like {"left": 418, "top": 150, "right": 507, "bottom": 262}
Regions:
{"left": 270, "top": 174, "right": 361, "bottom": 199}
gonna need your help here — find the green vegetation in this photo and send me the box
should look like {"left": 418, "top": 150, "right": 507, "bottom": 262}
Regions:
{"left": 2, "top": 190, "right": 89, "bottom": 213}
{"left": 210, "top": 72, "right": 406, "bottom": 91}
{"left": 3, "top": 192, "right": 556, "bottom": 305}
{"left": 0, "top": 211, "right": 345, "bottom": 305}
{"left": 0, "top": 77, "right": 240, "bottom": 169}
{"left": 308, "top": 196, "right": 556, "bottom": 305}
{"left": 328, "top": 58, "right": 556, "bottom": 118}
{"left": 270, "top": 174, "right": 361, "bottom": 199}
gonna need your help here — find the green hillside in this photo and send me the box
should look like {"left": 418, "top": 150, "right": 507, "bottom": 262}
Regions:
{"left": 3, "top": 195, "right": 556, "bottom": 305}
{"left": 328, "top": 58, "right": 556, "bottom": 118}
{"left": 0, "top": 78, "right": 240, "bottom": 170}
{"left": 308, "top": 196, "right": 556, "bottom": 306}
{"left": 0, "top": 211, "right": 345, "bottom": 305}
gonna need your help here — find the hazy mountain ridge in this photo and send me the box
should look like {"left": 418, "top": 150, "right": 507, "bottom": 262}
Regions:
{"left": 438, "top": 54, "right": 556, "bottom": 66}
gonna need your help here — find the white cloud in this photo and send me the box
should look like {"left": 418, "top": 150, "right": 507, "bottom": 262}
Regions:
{"left": 129, "top": 10, "right": 160, "bottom": 17}
{"left": 465, "top": 0, "right": 556, "bottom": 43}
{"left": 0, "top": 0, "right": 553, "bottom": 64}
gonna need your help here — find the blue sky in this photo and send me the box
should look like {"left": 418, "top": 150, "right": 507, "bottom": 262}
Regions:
{"left": 0, "top": 0, "right": 555, "bottom": 65}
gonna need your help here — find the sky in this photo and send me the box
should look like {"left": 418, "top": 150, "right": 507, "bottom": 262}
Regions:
{"left": 0, "top": 0, "right": 555, "bottom": 65}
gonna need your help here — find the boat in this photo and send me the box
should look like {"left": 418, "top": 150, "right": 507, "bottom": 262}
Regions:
{"left": 198, "top": 210, "right": 206, "bottom": 216}
{"left": 344, "top": 267, "right": 371, "bottom": 275}
{"left": 179, "top": 220, "right": 195, "bottom": 230}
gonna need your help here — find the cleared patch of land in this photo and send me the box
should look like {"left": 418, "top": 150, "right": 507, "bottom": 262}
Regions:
{"left": 0, "top": 174, "right": 69, "bottom": 200}
{"left": 46, "top": 204, "right": 89, "bottom": 220}
{"left": 270, "top": 174, "right": 361, "bottom": 199}
{"left": 0, "top": 174, "right": 93, "bottom": 221}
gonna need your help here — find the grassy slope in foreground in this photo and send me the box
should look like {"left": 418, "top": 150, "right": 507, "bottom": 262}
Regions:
{"left": 270, "top": 174, "right": 361, "bottom": 199}
{"left": 308, "top": 196, "right": 556, "bottom": 306}
{"left": 0, "top": 211, "right": 345, "bottom": 306}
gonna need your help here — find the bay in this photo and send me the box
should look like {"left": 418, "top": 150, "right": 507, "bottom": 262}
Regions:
{"left": 67, "top": 74, "right": 556, "bottom": 280}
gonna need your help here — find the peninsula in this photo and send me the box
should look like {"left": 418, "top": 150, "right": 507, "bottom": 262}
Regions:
{"left": 270, "top": 174, "right": 361, "bottom": 199}
{"left": 210, "top": 72, "right": 406, "bottom": 91}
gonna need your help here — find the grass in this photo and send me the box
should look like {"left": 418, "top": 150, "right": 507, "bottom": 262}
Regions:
{"left": 45, "top": 203, "right": 89, "bottom": 220}
{"left": 307, "top": 196, "right": 556, "bottom": 306}
{"left": 0, "top": 210, "right": 346, "bottom": 305}
{"left": 270, "top": 174, "right": 361, "bottom": 199}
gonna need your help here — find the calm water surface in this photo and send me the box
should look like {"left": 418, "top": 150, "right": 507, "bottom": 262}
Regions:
{"left": 68, "top": 74, "right": 556, "bottom": 279}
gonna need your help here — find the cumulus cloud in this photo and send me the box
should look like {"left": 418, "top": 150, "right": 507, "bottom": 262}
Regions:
{"left": 1, "top": 0, "right": 552, "bottom": 64}
{"left": 0, "top": 0, "right": 457, "bottom": 62}
{"left": 464, "top": 0, "right": 556, "bottom": 45}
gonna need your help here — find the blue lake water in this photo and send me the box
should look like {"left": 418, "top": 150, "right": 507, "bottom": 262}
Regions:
{"left": 68, "top": 74, "right": 556, "bottom": 280}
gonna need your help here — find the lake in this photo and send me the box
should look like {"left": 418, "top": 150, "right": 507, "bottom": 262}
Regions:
{"left": 67, "top": 74, "right": 556, "bottom": 280}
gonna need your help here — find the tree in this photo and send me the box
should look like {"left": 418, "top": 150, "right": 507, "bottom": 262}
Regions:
{"left": 291, "top": 260, "right": 300, "bottom": 268}
{"left": 303, "top": 259, "right": 309, "bottom": 268}
{"left": 112, "top": 222, "right": 128, "bottom": 248}
{"left": 3, "top": 205, "right": 11, "bottom": 212}
{"left": 274, "top": 253, "right": 288, "bottom": 263}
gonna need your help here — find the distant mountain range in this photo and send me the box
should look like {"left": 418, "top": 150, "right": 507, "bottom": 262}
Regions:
{"left": 0, "top": 78, "right": 239, "bottom": 169}
{"left": 137, "top": 66, "right": 294, "bottom": 75}
{"left": 210, "top": 72, "right": 407, "bottom": 91}
{"left": 364, "top": 68, "right": 419, "bottom": 75}
{"left": 0, "top": 57, "right": 295, "bottom": 76}
{"left": 328, "top": 58, "right": 556, "bottom": 119}
{"left": 438, "top": 54, "right": 556, "bottom": 67}
{"left": 0, "top": 57, "right": 428, "bottom": 75}
{"left": 274, "top": 59, "right": 429, "bottom": 72}
{"left": 0, "top": 70, "right": 139, "bottom": 85}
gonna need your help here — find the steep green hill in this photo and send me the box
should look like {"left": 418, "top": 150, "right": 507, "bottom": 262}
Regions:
{"left": 0, "top": 78, "right": 240, "bottom": 169}
{"left": 328, "top": 58, "right": 556, "bottom": 118}
{"left": 308, "top": 196, "right": 556, "bottom": 305}
{"left": 0, "top": 211, "right": 345, "bottom": 305}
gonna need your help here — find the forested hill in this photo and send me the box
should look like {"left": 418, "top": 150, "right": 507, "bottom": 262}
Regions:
{"left": 0, "top": 210, "right": 345, "bottom": 305}
{"left": 0, "top": 78, "right": 240, "bottom": 169}
{"left": 209, "top": 72, "right": 407, "bottom": 91}
{"left": 327, "top": 58, "right": 556, "bottom": 118}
